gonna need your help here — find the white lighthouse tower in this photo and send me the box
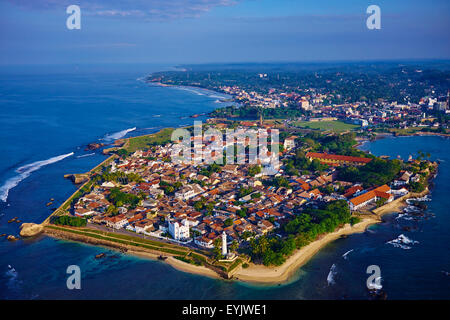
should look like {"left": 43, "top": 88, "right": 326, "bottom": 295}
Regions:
{"left": 221, "top": 231, "right": 227, "bottom": 257}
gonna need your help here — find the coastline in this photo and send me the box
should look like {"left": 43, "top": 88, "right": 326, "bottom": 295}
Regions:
{"left": 148, "top": 81, "right": 231, "bottom": 101}
{"left": 233, "top": 218, "right": 379, "bottom": 285}
{"left": 40, "top": 183, "right": 431, "bottom": 285}
{"left": 34, "top": 82, "right": 439, "bottom": 286}
{"left": 127, "top": 250, "right": 221, "bottom": 280}
{"left": 43, "top": 225, "right": 221, "bottom": 280}
{"left": 233, "top": 189, "right": 432, "bottom": 284}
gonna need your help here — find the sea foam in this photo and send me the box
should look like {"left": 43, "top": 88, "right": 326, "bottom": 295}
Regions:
{"left": 103, "top": 127, "right": 136, "bottom": 141}
{"left": 386, "top": 234, "right": 419, "bottom": 250}
{"left": 76, "top": 153, "right": 95, "bottom": 159}
{"left": 327, "top": 264, "right": 337, "bottom": 286}
{"left": 342, "top": 249, "right": 354, "bottom": 260}
{"left": 0, "top": 152, "right": 74, "bottom": 202}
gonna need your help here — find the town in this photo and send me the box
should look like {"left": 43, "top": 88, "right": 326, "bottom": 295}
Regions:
{"left": 49, "top": 120, "right": 436, "bottom": 269}
{"left": 149, "top": 63, "right": 450, "bottom": 137}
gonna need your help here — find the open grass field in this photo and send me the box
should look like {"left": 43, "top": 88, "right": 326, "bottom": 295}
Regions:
{"left": 293, "top": 120, "right": 359, "bottom": 132}
{"left": 126, "top": 128, "right": 175, "bottom": 152}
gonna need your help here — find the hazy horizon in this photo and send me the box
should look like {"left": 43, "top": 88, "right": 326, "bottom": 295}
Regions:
{"left": 1, "top": 0, "right": 449, "bottom": 65}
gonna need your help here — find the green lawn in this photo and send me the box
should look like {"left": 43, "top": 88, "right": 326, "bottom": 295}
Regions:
{"left": 46, "top": 225, "right": 189, "bottom": 256}
{"left": 126, "top": 128, "right": 175, "bottom": 152}
{"left": 293, "top": 120, "right": 359, "bottom": 132}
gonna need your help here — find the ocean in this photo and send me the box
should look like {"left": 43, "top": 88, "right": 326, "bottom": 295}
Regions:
{"left": 0, "top": 65, "right": 449, "bottom": 299}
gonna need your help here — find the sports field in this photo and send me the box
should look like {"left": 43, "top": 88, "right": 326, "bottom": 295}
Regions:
{"left": 293, "top": 120, "right": 359, "bottom": 132}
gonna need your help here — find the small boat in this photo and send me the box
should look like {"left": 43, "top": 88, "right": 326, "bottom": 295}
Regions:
{"left": 7, "top": 218, "right": 17, "bottom": 223}
{"left": 46, "top": 202, "right": 53, "bottom": 206}
{"left": 50, "top": 198, "right": 55, "bottom": 201}
{"left": 95, "top": 253, "right": 106, "bottom": 259}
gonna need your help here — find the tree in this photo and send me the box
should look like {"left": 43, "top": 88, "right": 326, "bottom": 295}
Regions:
{"left": 51, "top": 215, "right": 87, "bottom": 227}
{"left": 213, "top": 238, "right": 223, "bottom": 260}
{"left": 237, "top": 207, "right": 248, "bottom": 218}
{"left": 106, "top": 205, "right": 118, "bottom": 216}
{"left": 194, "top": 200, "right": 205, "bottom": 211}
{"left": 117, "top": 149, "right": 129, "bottom": 158}
{"left": 230, "top": 240, "right": 239, "bottom": 253}
{"left": 224, "top": 218, "right": 233, "bottom": 227}
{"left": 248, "top": 165, "right": 261, "bottom": 177}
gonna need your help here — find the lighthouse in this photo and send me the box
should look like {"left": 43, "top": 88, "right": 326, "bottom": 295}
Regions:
{"left": 221, "top": 231, "right": 227, "bottom": 257}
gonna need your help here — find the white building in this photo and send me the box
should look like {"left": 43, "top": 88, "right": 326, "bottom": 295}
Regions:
{"left": 283, "top": 136, "right": 297, "bottom": 150}
{"left": 168, "top": 220, "right": 190, "bottom": 241}
{"left": 195, "top": 236, "right": 214, "bottom": 249}
{"left": 222, "top": 231, "right": 227, "bottom": 257}
{"left": 174, "top": 184, "right": 205, "bottom": 201}
{"left": 105, "top": 214, "right": 128, "bottom": 229}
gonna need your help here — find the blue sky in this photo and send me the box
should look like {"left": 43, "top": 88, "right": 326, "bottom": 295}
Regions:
{"left": 1, "top": 0, "right": 449, "bottom": 65}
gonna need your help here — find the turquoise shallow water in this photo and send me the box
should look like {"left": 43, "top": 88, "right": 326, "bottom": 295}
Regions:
{"left": 0, "top": 65, "right": 449, "bottom": 299}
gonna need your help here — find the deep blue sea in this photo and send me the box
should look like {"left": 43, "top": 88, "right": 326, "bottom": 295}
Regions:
{"left": 0, "top": 65, "right": 449, "bottom": 299}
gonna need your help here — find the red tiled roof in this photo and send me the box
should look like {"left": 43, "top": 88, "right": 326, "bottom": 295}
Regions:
{"left": 350, "top": 185, "right": 391, "bottom": 206}
{"left": 344, "top": 185, "right": 364, "bottom": 198}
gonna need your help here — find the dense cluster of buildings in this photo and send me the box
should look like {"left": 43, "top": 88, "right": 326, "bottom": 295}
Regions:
{"left": 70, "top": 127, "right": 422, "bottom": 252}
{"left": 218, "top": 83, "right": 449, "bottom": 132}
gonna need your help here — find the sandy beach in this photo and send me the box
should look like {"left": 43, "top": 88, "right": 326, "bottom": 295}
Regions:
{"left": 126, "top": 249, "right": 220, "bottom": 279}
{"left": 43, "top": 185, "right": 426, "bottom": 286}
{"left": 233, "top": 217, "right": 379, "bottom": 284}
{"left": 232, "top": 188, "right": 432, "bottom": 285}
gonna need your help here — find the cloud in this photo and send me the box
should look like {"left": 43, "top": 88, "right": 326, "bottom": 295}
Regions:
{"left": 6, "top": 0, "right": 240, "bottom": 20}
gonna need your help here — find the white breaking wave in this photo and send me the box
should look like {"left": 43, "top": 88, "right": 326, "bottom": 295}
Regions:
{"left": 386, "top": 234, "right": 419, "bottom": 250}
{"left": 0, "top": 152, "right": 74, "bottom": 202}
{"left": 327, "top": 264, "right": 337, "bottom": 286}
{"left": 403, "top": 205, "right": 421, "bottom": 214}
{"left": 342, "top": 249, "right": 354, "bottom": 260}
{"left": 103, "top": 127, "right": 136, "bottom": 141}
{"left": 406, "top": 195, "right": 431, "bottom": 204}
{"left": 395, "top": 213, "right": 415, "bottom": 221}
{"left": 76, "top": 153, "right": 95, "bottom": 159}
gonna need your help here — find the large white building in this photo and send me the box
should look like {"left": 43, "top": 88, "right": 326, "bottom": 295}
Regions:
{"left": 168, "top": 220, "right": 190, "bottom": 241}
{"left": 174, "top": 184, "right": 205, "bottom": 201}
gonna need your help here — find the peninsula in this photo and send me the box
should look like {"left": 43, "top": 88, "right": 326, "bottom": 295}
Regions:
{"left": 31, "top": 62, "right": 446, "bottom": 283}
{"left": 37, "top": 122, "right": 437, "bottom": 284}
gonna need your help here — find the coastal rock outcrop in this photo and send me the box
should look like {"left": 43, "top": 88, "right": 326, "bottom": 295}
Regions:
{"left": 64, "top": 173, "right": 89, "bottom": 184}
{"left": 19, "top": 223, "right": 44, "bottom": 237}
{"left": 7, "top": 235, "right": 19, "bottom": 241}
{"left": 114, "top": 139, "right": 126, "bottom": 147}
{"left": 102, "top": 147, "right": 117, "bottom": 155}
{"left": 85, "top": 143, "right": 105, "bottom": 151}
